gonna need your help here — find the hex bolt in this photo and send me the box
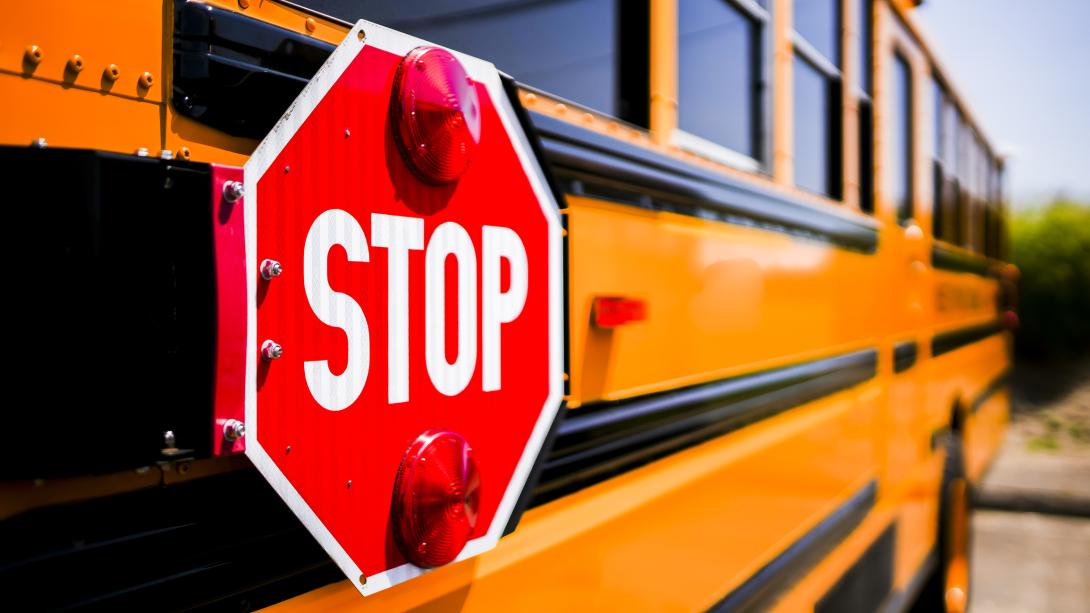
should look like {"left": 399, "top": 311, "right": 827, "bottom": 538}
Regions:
{"left": 260, "top": 259, "right": 282, "bottom": 280}
{"left": 262, "top": 340, "right": 283, "bottom": 360}
{"left": 223, "top": 180, "right": 244, "bottom": 203}
{"left": 223, "top": 419, "right": 246, "bottom": 442}
{"left": 163, "top": 430, "right": 177, "bottom": 448}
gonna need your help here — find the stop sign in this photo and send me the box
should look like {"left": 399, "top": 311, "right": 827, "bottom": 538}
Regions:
{"left": 242, "top": 22, "right": 561, "bottom": 596}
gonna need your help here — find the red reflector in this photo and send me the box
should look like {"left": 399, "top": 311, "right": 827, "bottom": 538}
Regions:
{"left": 391, "top": 46, "right": 482, "bottom": 184}
{"left": 392, "top": 430, "right": 481, "bottom": 568}
{"left": 1002, "top": 309, "right": 1019, "bottom": 331}
{"left": 592, "top": 296, "right": 647, "bottom": 328}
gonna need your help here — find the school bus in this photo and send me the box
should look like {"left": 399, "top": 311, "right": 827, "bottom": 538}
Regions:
{"left": 0, "top": 0, "right": 1014, "bottom": 611}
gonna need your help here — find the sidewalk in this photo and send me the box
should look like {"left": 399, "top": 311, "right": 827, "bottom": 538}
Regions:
{"left": 970, "top": 361, "right": 1090, "bottom": 613}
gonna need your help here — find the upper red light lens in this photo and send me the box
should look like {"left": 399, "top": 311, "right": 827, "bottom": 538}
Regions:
{"left": 391, "top": 46, "right": 482, "bottom": 184}
{"left": 391, "top": 430, "right": 481, "bottom": 568}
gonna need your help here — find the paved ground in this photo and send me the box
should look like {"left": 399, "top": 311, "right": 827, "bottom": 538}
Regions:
{"left": 970, "top": 360, "right": 1090, "bottom": 612}
{"left": 971, "top": 511, "right": 1090, "bottom": 613}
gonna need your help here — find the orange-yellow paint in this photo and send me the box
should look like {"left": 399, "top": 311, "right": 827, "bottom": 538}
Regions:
{"left": 2, "top": 0, "right": 1012, "bottom": 610}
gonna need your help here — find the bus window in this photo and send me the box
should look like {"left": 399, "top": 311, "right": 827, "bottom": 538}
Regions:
{"left": 890, "top": 52, "right": 912, "bottom": 223}
{"left": 301, "top": 0, "right": 648, "bottom": 125}
{"left": 677, "top": 0, "right": 764, "bottom": 164}
{"left": 793, "top": 0, "right": 842, "bottom": 198}
{"left": 857, "top": 0, "right": 874, "bottom": 214}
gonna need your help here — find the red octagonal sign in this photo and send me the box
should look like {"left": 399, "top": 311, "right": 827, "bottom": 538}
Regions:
{"left": 242, "top": 21, "right": 562, "bottom": 596}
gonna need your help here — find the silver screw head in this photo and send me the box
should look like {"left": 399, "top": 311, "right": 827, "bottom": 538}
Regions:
{"left": 260, "top": 259, "right": 283, "bottom": 280}
{"left": 223, "top": 180, "right": 245, "bottom": 203}
{"left": 32, "top": 137, "right": 48, "bottom": 149}
{"left": 159, "top": 149, "right": 174, "bottom": 160}
{"left": 223, "top": 419, "right": 246, "bottom": 441}
{"left": 135, "top": 147, "right": 149, "bottom": 157}
{"left": 163, "top": 430, "right": 176, "bottom": 448}
{"left": 262, "top": 339, "right": 283, "bottom": 360}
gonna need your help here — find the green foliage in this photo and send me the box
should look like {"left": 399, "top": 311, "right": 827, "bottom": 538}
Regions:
{"left": 1010, "top": 199, "right": 1090, "bottom": 359}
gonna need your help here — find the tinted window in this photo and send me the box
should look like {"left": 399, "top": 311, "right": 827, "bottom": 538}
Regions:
{"left": 678, "top": 0, "right": 758, "bottom": 157}
{"left": 859, "top": 101, "right": 874, "bottom": 213}
{"left": 794, "top": 57, "right": 833, "bottom": 195}
{"left": 890, "top": 53, "right": 912, "bottom": 222}
{"left": 300, "top": 0, "right": 623, "bottom": 117}
{"left": 794, "top": 0, "right": 840, "bottom": 65}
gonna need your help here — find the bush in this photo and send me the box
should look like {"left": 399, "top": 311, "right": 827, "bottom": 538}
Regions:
{"left": 1010, "top": 199, "right": 1090, "bottom": 359}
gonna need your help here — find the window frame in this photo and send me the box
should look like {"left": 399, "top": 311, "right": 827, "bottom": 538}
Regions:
{"left": 672, "top": 0, "right": 772, "bottom": 173}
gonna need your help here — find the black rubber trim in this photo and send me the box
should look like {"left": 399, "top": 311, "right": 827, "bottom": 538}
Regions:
{"left": 893, "top": 340, "right": 918, "bottom": 373}
{"left": 971, "top": 369, "right": 1011, "bottom": 413}
{"left": 173, "top": 0, "right": 336, "bottom": 139}
{"left": 531, "top": 349, "right": 878, "bottom": 504}
{"left": 709, "top": 480, "right": 878, "bottom": 613}
{"left": 932, "top": 243, "right": 992, "bottom": 276}
{"left": 931, "top": 321, "right": 1002, "bottom": 357}
{"left": 816, "top": 523, "right": 895, "bottom": 613}
{"left": 527, "top": 111, "right": 880, "bottom": 253}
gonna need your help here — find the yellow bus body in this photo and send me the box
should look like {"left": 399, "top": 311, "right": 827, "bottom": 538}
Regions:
{"left": 0, "top": 0, "right": 1011, "bottom": 610}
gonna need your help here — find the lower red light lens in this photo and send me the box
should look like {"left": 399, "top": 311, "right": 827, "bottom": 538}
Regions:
{"left": 392, "top": 430, "right": 481, "bottom": 568}
{"left": 391, "top": 46, "right": 482, "bottom": 184}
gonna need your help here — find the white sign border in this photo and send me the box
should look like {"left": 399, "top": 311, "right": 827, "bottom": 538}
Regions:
{"left": 242, "top": 20, "right": 564, "bottom": 597}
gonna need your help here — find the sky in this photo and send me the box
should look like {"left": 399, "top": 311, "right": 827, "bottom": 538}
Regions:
{"left": 915, "top": 0, "right": 1090, "bottom": 207}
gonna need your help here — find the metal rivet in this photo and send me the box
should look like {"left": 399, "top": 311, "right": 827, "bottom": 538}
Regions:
{"left": 159, "top": 149, "right": 173, "bottom": 160}
{"left": 359, "top": 574, "right": 366, "bottom": 585}
{"left": 262, "top": 339, "right": 283, "bottom": 360}
{"left": 555, "top": 103, "right": 567, "bottom": 115}
{"left": 135, "top": 147, "right": 149, "bottom": 157}
{"left": 286, "top": 445, "right": 293, "bottom": 454}
{"left": 260, "top": 259, "right": 283, "bottom": 280}
{"left": 31, "top": 137, "right": 48, "bottom": 149}
{"left": 344, "top": 128, "right": 351, "bottom": 138}
{"left": 139, "top": 71, "right": 154, "bottom": 88}
{"left": 104, "top": 64, "right": 120, "bottom": 81}
{"left": 223, "top": 180, "right": 244, "bottom": 203}
{"left": 163, "top": 430, "right": 176, "bottom": 448}
{"left": 223, "top": 419, "right": 246, "bottom": 441}
{"left": 357, "top": 29, "right": 366, "bottom": 42}
{"left": 284, "top": 164, "right": 291, "bottom": 174}
{"left": 24, "top": 45, "right": 43, "bottom": 65}
{"left": 238, "top": 0, "right": 250, "bottom": 7}
{"left": 523, "top": 92, "right": 537, "bottom": 105}
{"left": 67, "top": 54, "right": 84, "bottom": 73}
{"left": 346, "top": 480, "right": 353, "bottom": 488}
{"left": 305, "top": 17, "right": 317, "bottom": 32}
{"left": 179, "top": 146, "right": 191, "bottom": 160}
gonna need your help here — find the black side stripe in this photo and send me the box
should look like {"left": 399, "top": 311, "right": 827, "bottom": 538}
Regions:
{"left": 527, "top": 111, "right": 880, "bottom": 253}
{"left": 931, "top": 321, "right": 1002, "bottom": 357}
{"left": 971, "top": 369, "right": 1011, "bottom": 413}
{"left": 893, "top": 341, "right": 918, "bottom": 373}
{"left": 531, "top": 349, "right": 878, "bottom": 504}
{"left": 710, "top": 481, "right": 879, "bottom": 613}
{"left": 932, "top": 243, "right": 992, "bottom": 276}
